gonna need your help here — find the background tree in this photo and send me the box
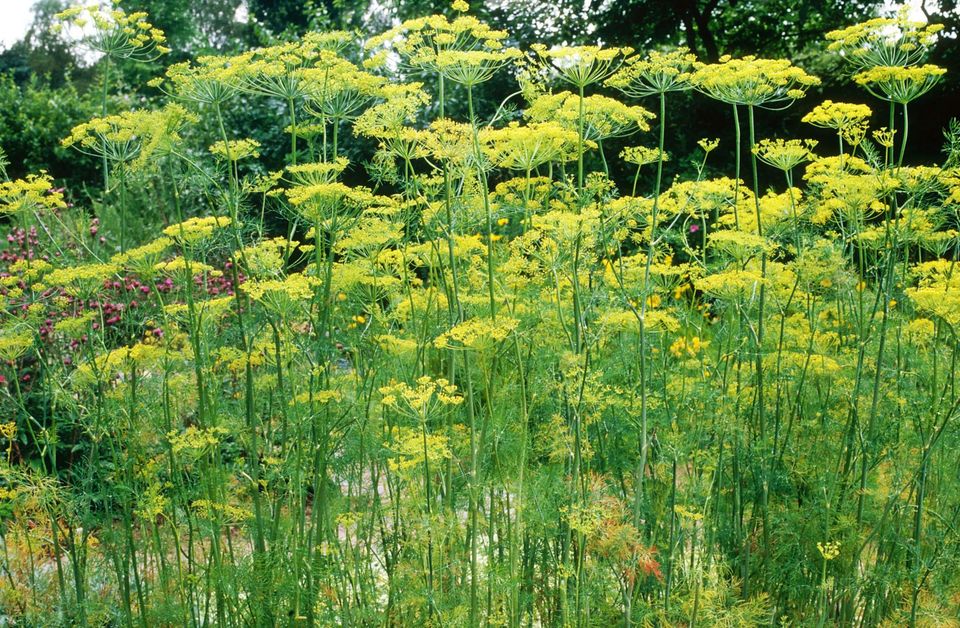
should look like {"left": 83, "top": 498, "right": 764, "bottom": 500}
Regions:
{"left": 913, "top": 1, "right": 960, "bottom": 160}
{"left": 123, "top": 0, "right": 249, "bottom": 55}
{"left": 0, "top": 0, "right": 83, "bottom": 86}
{"left": 593, "top": 0, "right": 880, "bottom": 60}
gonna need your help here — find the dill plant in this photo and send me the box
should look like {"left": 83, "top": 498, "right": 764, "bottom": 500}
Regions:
{"left": 1, "top": 2, "right": 960, "bottom": 627}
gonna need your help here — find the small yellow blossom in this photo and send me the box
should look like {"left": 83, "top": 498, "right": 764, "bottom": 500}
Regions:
{"left": 163, "top": 215, "right": 232, "bottom": 243}
{"left": 209, "top": 138, "right": 261, "bottom": 161}
{"left": 817, "top": 540, "right": 841, "bottom": 561}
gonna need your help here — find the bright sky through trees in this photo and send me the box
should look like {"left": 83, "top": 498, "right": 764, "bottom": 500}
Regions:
{"left": 0, "top": 0, "right": 37, "bottom": 48}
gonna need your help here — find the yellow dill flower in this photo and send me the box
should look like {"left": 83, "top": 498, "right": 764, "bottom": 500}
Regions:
{"left": 365, "top": 13, "right": 510, "bottom": 77}
{"left": 0, "top": 422, "right": 16, "bottom": 440}
{"left": 238, "top": 237, "right": 295, "bottom": 278}
{"left": 153, "top": 56, "right": 242, "bottom": 105}
{"left": 491, "top": 175, "right": 552, "bottom": 206}
{"left": 526, "top": 92, "right": 653, "bottom": 142}
{"left": 528, "top": 44, "right": 631, "bottom": 89}
{"left": 286, "top": 182, "right": 376, "bottom": 221}
{"left": 421, "top": 117, "right": 477, "bottom": 165}
{"left": 287, "top": 158, "right": 350, "bottom": 186}
{"left": 62, "top": 105, "right": 192, "bottom": 170}
{"left": 301, "top": 63, "right": 386, "bottom": 122}
{"left": 384, "top": 426, "right": 452, "bottom": 473}
{"left": 326, "top": 258, "right": 403, "bottom": 296}
{"left": 906, "top": 263, "right": 960, "bottom": 327}
{"left": 596, "top": 308, "right": 679, "bottom": 333}
{"left": 802, "top": 100, "right": 872, "bottom": 132}
{"left": 691, "top": 55, "right": 820, "bottom": 106}
{"left": 482, "top": 122, "right": 580, "bottom": 170}
{"left": 380, "top": 376, "right": 463, "bottom": 418}
{"left": 753, "top": 138, "right": 818, "bottom": 171}
{"left": 435, "top": 47, "right": 522, "bottom": 86}
{"left": 897, "top": 165, "right": 942, "bottom": 194}
{"left": 607, "top": 47, "right": 698, "bottom": 97}
{"left": 826, "top": 9, "right": 943, "bottom": 71}
{"left": 214, "top": 346, "right": 266, "bottom": 374}
{"left": 335, "top": 215, "right": 403, "bottom": 255}
{"left": 669, "top": 336, "right": 708, "bottom": 359}
{"left": 72, "top": 342, "right": 171, "bottom": 385}
{"left": 162, "top": 215, "right": 232, "bottom": 243}
{"left": 111, "top": 343, "right": 169, "bottom": 371}
{"left": 134, "top": 483, "right": 169, "bottom": 522}
{"left": 222, "top": 34, "right": 357, "bottom": 103}
{"left": 209, "top": 138, "right": 261, "bottom": 162}
{"left": 656, "top": 177, "right": 749, "bottom": 222}
{"left": 434, "top": 316, "right": 519, "bottom": 351}
{"left": 154, "top": 258, "right": 221, "bottom": 280}
{"left": 0, "top": 330, "right": 33, "bottom": 361}
{"left": 191, "top": 499, "right": 251, "bottom": 523}
{"left": 696, "top": 267, "right": 765, "bottom": 300}
{"left": 909, "top": 260, "right": 959, "bottom": 288}
{"left": 817, "top": 540, "right": 841, "bottom": 561}
{"left": 241, "top": 273, "right": 318, "bottom": 309}
{"left": 56, "top": 1, "right": 169, "bottom": 61}
{"left": 389, "top": 286, "right": 449, "bottom": 321}
{"left": 888, "top": 208, "right": 956, "bottom": 254}
{"left": 803, "top": 154, "right": 872, "bottom": 185}
{"left": 168, "top": 425, "right": 229, "bottom": 455}
{"left": 4, "top": 260, "right": 51, "bottom": 289}
{"left": 111, "top": 236, "right": 173, "bottom": 276}
{"left": 0, "top": 173, "right": 68, "bottom": 215}
{"left": 769, "top": 351, "right": 841, "bottom": 379}
{"left": 53, "top": 313, "right": 97, "bottom": 340}
{"left": 873, "top": 127, "right": 897, "bottom": 148}
{"left": 752, "top": 187, "right": 805, "bottom": 229}
{"left": 674, "top": 505, "right": 704, "bottom": 522}
{"left": 375, "top": 334, "right": 420, "bottom": 356}
{"left": 853, "top": 64, "right": 946, "bottom": 104}
{"left": 698, "top": 138, "right": 720, "bottom": 154}
{"left": 45, "top": 262, "right": 119, "bottom": 295}
{"left": 373, "top": 129, "right": 432, "bottom": 163}
{"left": 707, "top": 230, "right": 774, "bottom": 260}
{"left": 903, "top": 318, "right": 936, "bottom": 347}
{"left": 289, "top": 390, "right": 342, "bottom": 407}
{"left": 352, "top": 84, "right": 430, "bottom": 140}
{"left": 805, "top": 164, "right": 891, "bottom": 224}
{"left": 532, "top": 208, "right": 602, "bottom": 253}
{"left": 941, "top": 168, "right": 960, "bottom": 206}
{"left": 621, "top": 146, "right": 668, "bottom": 166}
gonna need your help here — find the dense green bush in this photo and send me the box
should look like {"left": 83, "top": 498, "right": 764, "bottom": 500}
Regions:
{"left": 0, "top": 73, "right": 97, "bottom": 186}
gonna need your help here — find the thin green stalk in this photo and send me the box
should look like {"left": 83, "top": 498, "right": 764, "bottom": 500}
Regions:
{"left": 467, "top": 84, "right": 497, "bottom": 319}
{"left": 747, "top": 103, "right": 771, "bottom": 585}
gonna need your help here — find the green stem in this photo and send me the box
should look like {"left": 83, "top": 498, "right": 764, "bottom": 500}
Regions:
{"left": 897, "top": 102, "right": 909, "bottom": 169}
{"left": 467, "top": 84, "right": 497, "bottom": 319}
{"left": 100, "top": 55, "right": 111, "bottom": 195}
{"left": 747, "top": 103, "right": 770, "bottom": 585}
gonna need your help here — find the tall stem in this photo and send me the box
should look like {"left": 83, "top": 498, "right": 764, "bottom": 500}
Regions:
{"left": 732, "top": 104, "right": 742, "bottom": 230}
{"left": 288, "top": 95, "right": 298, "bottom": 165}
{"left": 467, "top": 84, "right": 497, "bottom": 319}
{"left": 100, "top": 55, "right": 111, "bottom": 194}
{"left": 747, "top": 103, "right": 770, "bottom": 584}
{"left": 897, "top": 102, "right": 909, "bottom": 169}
